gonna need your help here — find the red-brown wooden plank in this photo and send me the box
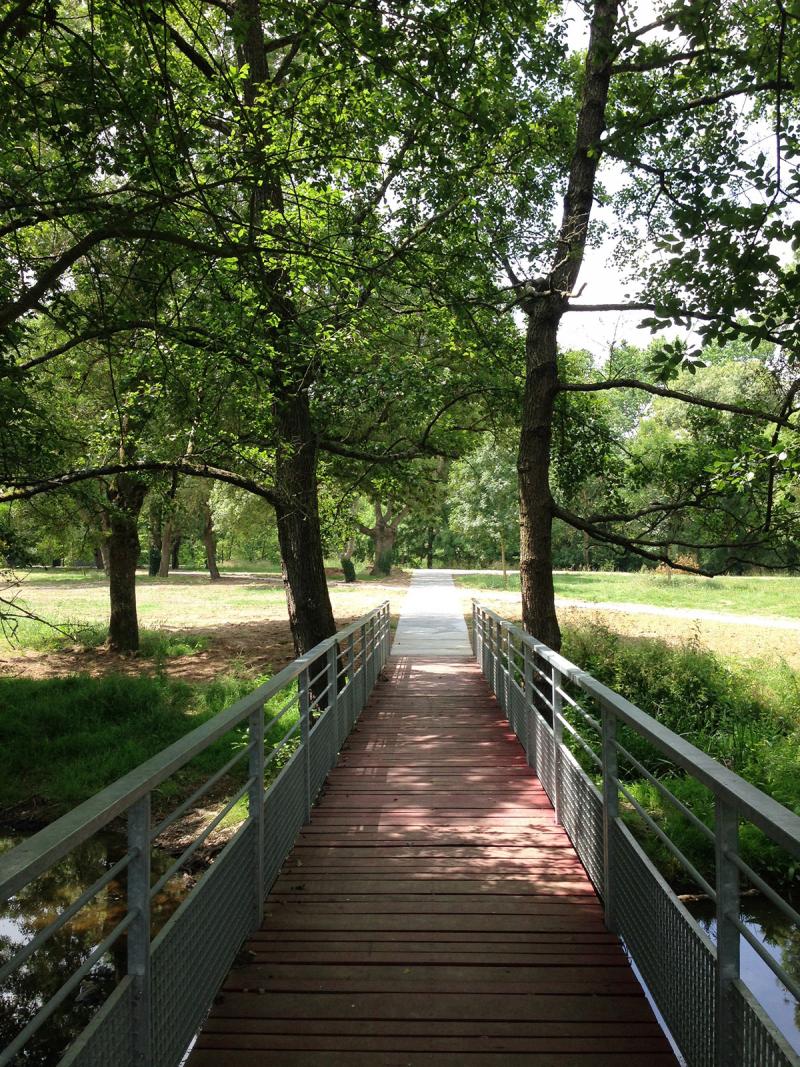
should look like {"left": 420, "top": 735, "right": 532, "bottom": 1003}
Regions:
{"left": 188, "top": 657, "right": 676, "bottom": 1066}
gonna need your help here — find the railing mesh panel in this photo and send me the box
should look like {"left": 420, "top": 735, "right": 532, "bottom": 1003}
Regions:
{"left": 338, "top": 683, "right": 352, "bottom": 747}
{"left": 310, "top": 708, "right": 337, "bottom": 800}
{"left": 733, "top": 979, "right": 796, "bottom": 1067}
{"left": 559, "top": 755, "right": 604, "bottom": 895}
{"left": 536, "top": 718, "right": 556, "bottom": 800}
{"left": 614, "top": 821, "right": 716, "bottom": 1067}
{"left": 63, "top": 977, "right": 134, "bottom": 1067}
{"left": 508, "top": 679, "right": 524, "bottom": 739}
{"left": 264, "top": 750, "right": 306, "bottom": 889}
{"left": 150, "top": 822, "right": 257, "bottom": 1067}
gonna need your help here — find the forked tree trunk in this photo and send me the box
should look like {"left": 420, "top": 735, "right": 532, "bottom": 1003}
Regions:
{"left": 371, "top": 526, "right": 397, "bottom": 576}
{"left": 358, "top": 501, "right": 408, "bottom": 577}
{"left": 106, "top": 476, "right": 147, "bottom": 652}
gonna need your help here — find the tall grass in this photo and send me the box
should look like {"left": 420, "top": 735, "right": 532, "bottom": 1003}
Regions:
{"left": 561, "top": 625, "right": 800, "bottom": 887}
{"left": 0, "top": 671, "right": 297, "bottom": 819}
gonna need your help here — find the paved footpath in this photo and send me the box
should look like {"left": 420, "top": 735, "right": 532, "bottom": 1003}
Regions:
{"left": 391, "top": 570, "right": 472, "bottom": 657}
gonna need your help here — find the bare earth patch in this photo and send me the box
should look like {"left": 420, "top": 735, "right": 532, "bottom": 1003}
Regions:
{"left": 0, "top": 573, "right": 407, "bottom": 682}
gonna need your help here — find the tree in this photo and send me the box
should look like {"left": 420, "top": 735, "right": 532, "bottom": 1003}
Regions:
{"left": 356, "top": 500, "right": 410, "bottom": 577}
{"left": 500, "top": 0, "right": 800, "bottom": 647}
{"left": 449, "top": 439, "right": 519, "bottom": 584}
{"left": 0, "top": 0, "right": 554, "bottom": 655}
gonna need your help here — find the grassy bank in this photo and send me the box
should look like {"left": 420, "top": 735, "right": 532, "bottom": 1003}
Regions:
{"left": 457, "top": 570, "right": 800, "bottom": 619}
{"left": 0, "top": 671, "right": 298, "bottom": 822}
{"left": 560, "top": 625, "right": 800, "bottom": 888}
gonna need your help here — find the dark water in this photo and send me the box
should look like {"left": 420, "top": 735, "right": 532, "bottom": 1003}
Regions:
{"left": 2, "top": 831, "right": 799, "bottom": 1064}
{"left": 687, "top": 896, "right": 800, "bottom": 1056}
{"left": 0, "top": 832, "right": 188, "bottom": 1065}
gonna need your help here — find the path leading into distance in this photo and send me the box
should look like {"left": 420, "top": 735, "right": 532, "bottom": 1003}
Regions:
{"left": 391, "top": 570, "right": 472, "bottom": 657}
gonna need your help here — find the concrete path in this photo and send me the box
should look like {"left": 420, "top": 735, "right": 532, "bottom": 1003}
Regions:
{"left": 392, "top": 570, "right": 472, "bottom": 657}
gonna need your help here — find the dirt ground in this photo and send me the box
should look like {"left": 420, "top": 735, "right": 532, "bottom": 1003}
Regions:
{"left": 3, "top": 568, "right": 796, "bottom": 681}
{"left": 0, "top": 572, "right": 409, "bottom": 682}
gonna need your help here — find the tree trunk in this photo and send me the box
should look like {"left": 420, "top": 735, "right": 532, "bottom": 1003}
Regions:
{"left": 518, "top": 304, "right": 562, "bottom": 649}
{"left": 94, "top": 546, "right": 104, "bottom": 571}
{"left": 236, "top": 0, "right": 336, "bottom": 663}
{"left": 106, "top": 476, "right": 147, "bottom": 652}
{"left": 371, "top": 524, "right": 396, "bottom": 576}
{"left": 158, "top": 519, "right": 173, "bottom": 578}
{"left": 203, "top": 502, "right": 221, "bottom": 580}
{"left": 500, "top": 535, "right": 507, "bottom": 590}
{"left": 583, "top": 530, "right": 590, "bottom": 569}
{"left": 274, "top": 393, "right": 337, "bottom": 656}
{"left": 426, "top": 527, "right": 434, "bottom": 569}
{"left": 516, "top": 0, "right": 618, "bottom": 652}
{"left": 340, "top": 538, "right": 357, "bottom": 582}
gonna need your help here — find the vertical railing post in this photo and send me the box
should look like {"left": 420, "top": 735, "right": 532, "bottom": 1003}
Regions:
{"left": 523, "top": 641, "right": 536, "bottom": 773}
{"left": 504, "top": 626, "right": 511, "bottom": 718}
{"left": 127, "top": 794, "right": 152, "bottom": 1067}
{"left": 551, "top": 665, "right": 563, "bottom": 825}
{"left": 347, "top": 632, "right": 356, "bottom": 731}
{"left": 327, "top": 643, "right": 339, "bottom": 770}
{"left": 368, "top": 614, "right": 376, "bottom": 688}
{"left": 300, "top": 666, "right": 311, "bottom": 820}
{"left": 601, "top": 704, "right": 618, "bottom": 930}
{"left": 715, "top": 796, "right": 741, "bottom": 1067}
{"left": 359, "top": 622, "right": 367, "bottom": 714}
{"left": 491, "top": 617, "right": 498, "bottom": 695}
{"left": 248, "top": 704, "right": 265, "bottom": 923}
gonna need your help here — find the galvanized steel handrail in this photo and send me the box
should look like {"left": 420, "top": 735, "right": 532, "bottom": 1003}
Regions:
{"left": 473, "top": 600, "right": 800, "bottom": 1067}
{"left": 0, "top": 606, "right": 386, "bottom": 901}
{"left": 0, "top": 600, "right": 391, "bottom": 1067}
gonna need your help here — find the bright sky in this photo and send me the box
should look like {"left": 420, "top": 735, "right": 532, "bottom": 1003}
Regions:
{"left": 557, "top": 0, "right": 664, "bottom": 359}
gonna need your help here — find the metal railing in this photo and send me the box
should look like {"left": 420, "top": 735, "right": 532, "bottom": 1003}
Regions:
{"left": 473, "top": 601, "right": 800, "bottom": 1067}
{"left": 0, "top": 601, "right": 391, "bottom": 1067}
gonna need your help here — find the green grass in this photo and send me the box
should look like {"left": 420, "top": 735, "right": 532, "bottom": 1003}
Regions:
{"left": 217, "top": 559, "right": 282, "bottom": 574}
{"left": 559, "top": 624, "right": 800, "bottom": 888}
{"left": 4, "top": 618, "right": 208, "bottom": 657}
{"left": 457, "top": 570, "right": 800, "bottom": 618}
{"left": 0, "top": 671, "right": 299, "bottom": 819}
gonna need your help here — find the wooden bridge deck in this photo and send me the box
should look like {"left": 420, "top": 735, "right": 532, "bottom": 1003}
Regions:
{"left": 188, "top": 657, "right": 677, "bottom": 1066}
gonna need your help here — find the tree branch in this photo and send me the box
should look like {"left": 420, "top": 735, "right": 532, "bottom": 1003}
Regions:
{"left": 0, "top": 461, "right": 279, "bottom": 506}
{"left": 558, "top": 378, "right": 797, "bottom": 429}
{"left": 553, "top": 503, "right": 713, "bottom": 574}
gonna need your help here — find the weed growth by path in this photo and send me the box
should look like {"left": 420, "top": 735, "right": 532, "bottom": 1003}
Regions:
{"left": 561, "top": 625, "right": 800, "bottom": 889}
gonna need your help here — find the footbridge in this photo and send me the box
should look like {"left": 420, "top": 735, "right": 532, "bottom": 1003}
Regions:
{"left": 1, "top": 572, "right": 799, "bottom": 1066}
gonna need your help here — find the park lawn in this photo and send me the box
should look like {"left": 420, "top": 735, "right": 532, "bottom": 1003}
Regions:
{"left": 1, "top": 570, "right": 398, "bottom": 655}
{"left": 456, "top": 570, "right": 800, "bottom": 619}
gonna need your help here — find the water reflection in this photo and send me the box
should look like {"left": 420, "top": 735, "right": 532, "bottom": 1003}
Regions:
{"left": 687, "top": 896, "right": 800, "bottom": 1055}
{"left": 0, "top": 833, "right": 187, "bottom": 1065}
